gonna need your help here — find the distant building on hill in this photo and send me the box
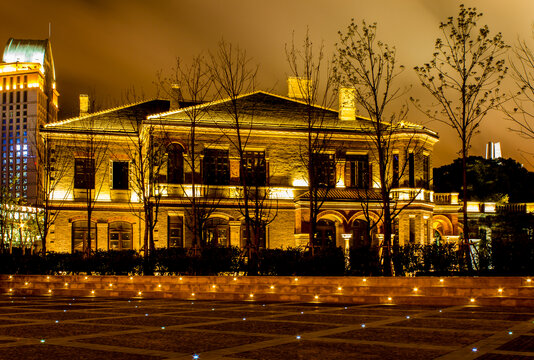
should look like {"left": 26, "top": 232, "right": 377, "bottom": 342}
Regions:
{"left": 485, "top": 141, "right": 502, "bottom": 159}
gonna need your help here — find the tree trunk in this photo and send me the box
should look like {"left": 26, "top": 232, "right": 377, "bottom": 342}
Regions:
{"left": 462, "top": 145, "right": 473, "bottom": 272}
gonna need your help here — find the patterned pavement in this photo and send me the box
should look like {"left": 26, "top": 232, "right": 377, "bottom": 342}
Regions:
{"left": 0, "top": 295, "right": 533, "bottom": 359}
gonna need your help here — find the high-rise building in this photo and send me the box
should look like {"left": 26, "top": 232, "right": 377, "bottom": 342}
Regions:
{"left": 485, "top": 141, "right": 502, "bottom": 160}
{"left": 0, "top": 38, "right": 59, "bottom": 204}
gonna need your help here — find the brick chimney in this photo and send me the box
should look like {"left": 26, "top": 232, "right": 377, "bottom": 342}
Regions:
{"left": 170, "top": 84, "right": 183, "bottom": 110}
{"left": 79, "top": 94, "right": 89, "bottom": 116}
{"left": 338, "top": 87, "right": 356, "bottom": 120}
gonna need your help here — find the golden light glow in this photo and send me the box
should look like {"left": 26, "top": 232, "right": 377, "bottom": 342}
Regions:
{"left": 314, "top": 295, "right": 319, "bottom": 300}
{"left": 130, "top": 277, "right": 134, "bottom": 280}
{"left": 24, "top": 282, "right": 29, "bottom": 286}
{"left": 158, "top": 284, "right": 162, "bottom": 288}
{"left": 8, "top": 276, "right": 12, "bottom": 279}
{"left": 292, "top": 178, "right": 308, "bottom": 187}
{"left": 470, "top": 298, "right": 475, "bottom": 303}
{"left": 294, "top": 277, "right": 299, "bottom": 282}
{"left": 439, "top": 279, "right": 444, "bottom": 283}
{"left": 338, "top": 287, "right": 342, "bottom": 291}
{"left": 179, "top": 277, "right": 183, "bottom": 281}
{"left": 64, "top": 283, "right": 69, "bottom": 286}
{"left": 527, "top": 278, "right": 532, "bottom": 283}
{"left": 212, "top": 285, "right": 216, "bottom": 289}
{"left": 48, "top": 289, "right": 52, "bottom": 293}
{"left": 498, "top": 288, "right": 503, "bottom": 293}
{"left": 270, "top": 285, "right": 275, "bottom": 290}
{"left": 8, "top": 288, "right": 13, "bottom": 292}
{"left": 191, "top": 293, "right": 195, "bottom": 296}
{"left": 109, "top": 283, "right": 113, "bottom": 287}
{"left": 363, "top": 278, "right": 367, "bottom": 282}
{"left": 413, "top": 288, "right": 418, "bottom": 292}
{"left": 233, "top": 277, "right": 237, "bottom": 281}
{"left": 138, "top": 291, "right": 142, "bottom": 296}
{"left": 91, "top": 290, "right": 95, "bottom": 294}
{"left": 249, "top": 294, "right": 254, "bottom": 298}
{"left": 84, "top": 276, "right": 88, "bottom": 280}
{"left": 466, "top": 202, "right": 481, "bottom": 212}
{"left": 46, "top": 276, "right": 50, "bottom": 280}
{"left": 269, "top": 187, "right": 295, "bottom": 200}
{"left": 387, "top": 297, "right": 392, "bottom": 301}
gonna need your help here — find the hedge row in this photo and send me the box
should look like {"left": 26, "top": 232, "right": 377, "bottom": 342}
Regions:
{"left": 0, "top": 240, "right": 531, "bottom": 276}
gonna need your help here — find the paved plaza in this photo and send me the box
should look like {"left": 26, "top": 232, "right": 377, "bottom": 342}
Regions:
{"left": 0, "top": 295, "right": 533, "bottom": 359}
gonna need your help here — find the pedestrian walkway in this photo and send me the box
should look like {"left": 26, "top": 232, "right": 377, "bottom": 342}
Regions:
{"left": 0, "top": 295, "right": 532, "bottom": 359}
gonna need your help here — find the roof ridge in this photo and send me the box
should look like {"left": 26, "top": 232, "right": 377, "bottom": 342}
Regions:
{"left": 45, "top": 98, "right": 162, "bottom": 128}
{"left": 147, "top": 90, "right": 339, "bottom": 120}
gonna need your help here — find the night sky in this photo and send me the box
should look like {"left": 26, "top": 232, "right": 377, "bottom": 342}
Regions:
{"left": 2, "top": 0, "right": 533, "bottom": 169}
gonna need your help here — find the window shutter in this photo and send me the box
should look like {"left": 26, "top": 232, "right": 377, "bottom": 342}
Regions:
{"left": 344, "top": 160, "right": 351, "bottom": 187}
{"left": 109, "top": 161, "right": 113, "bottom": 189}
{"left": 368, "top": 163, "right": 373, "bottom": 189}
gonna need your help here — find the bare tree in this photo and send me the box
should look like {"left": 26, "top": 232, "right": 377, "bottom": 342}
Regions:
{"left": 414, "top": 5, "right": 508, "bottom": 271}
{"left": 208, "top": 40, "right": 260, "bottom": 271}
{"left": 336, "top": 21, "right": 428, "bottom": 275}
{"left": 0, "top": 176, "right": 20, "bottom": 253}
{"left": 117, "top": 91, "right": 168, "bottom": 273}
{"left": 504, "top": 39, "right": 534, "bottom": 148}
{"left": 286, "top": 31, "right": 337, "bottom": 254}
{"left": 156, "top": 56, "right": 225, "bottom": 251}
{"left": 33, "top": 127, "right": 72, "bottom": 254}
{"left": 73, "top": 101, "right": 109, "bottom": 256}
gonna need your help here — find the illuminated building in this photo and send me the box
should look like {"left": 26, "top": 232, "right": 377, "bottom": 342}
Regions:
{"left": 485, "top": 141, "right": 502, "bottom": 159}
{"left": 41, "top": 80, "right": 440, "bottom": 253}
{"left": 0, "top": 38, "right": 59, "bottom": 204}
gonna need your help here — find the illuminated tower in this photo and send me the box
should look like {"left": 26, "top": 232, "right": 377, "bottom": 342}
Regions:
{"left": 485, "top": 141, "right": 502, "bottom": 160}
{"left": 0, "top": 38, "right": 59, "bottom": 204}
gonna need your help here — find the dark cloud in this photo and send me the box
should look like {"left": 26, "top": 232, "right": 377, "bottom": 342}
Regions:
{"left": 1, "top": 0, "right": 533, "bottom": 168}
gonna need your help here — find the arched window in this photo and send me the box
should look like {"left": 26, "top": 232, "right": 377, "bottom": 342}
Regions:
{"left": 167, "top": 143, "right": 184, "bottom": 184}
{"left": 72, "top": 220, "right": 97, "bottom": 253}
{"left": 314, "top": 219, "right": 336, "bottom": 248}
{"left": 351, "top": 219, "right": 370, "bottom": 248}
{"left": 203, "top": 218, "right": 229, "bottom": 246}
{"left": 108, "top": 221, "right": 133, "bottom": 250}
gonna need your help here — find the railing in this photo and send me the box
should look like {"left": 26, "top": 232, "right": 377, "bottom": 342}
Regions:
{"left": 390, "top": 188, "right": 433, "bottom": 202}
{"left": 497, "top": 203, "right": 527, "bottom": 213}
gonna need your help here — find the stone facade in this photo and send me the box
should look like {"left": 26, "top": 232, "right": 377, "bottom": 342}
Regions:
{"left": 42, "top": 91, "right": 439, "bottom": 253}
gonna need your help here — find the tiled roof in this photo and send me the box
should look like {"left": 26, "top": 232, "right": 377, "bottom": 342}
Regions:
{"left": 44, "top": 100, "right": 170, "bottom": 133}
{"left": 149, "top": 91, "right": 436, "bottom": 137}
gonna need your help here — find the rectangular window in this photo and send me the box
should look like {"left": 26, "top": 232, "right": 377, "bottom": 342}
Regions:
{"left": 242, "top": 150, "right": 266, "bottom": 186}
{"left": 203, "top": 149, "right": 229, "bottom": 185}
{"left": 315, "top": 153, "right": 336, "bottom": 187}
{"left": 423, "top": 154, "right": 430, "bottom": 189}
{"left": 112, "top": 161, "right": 129, "bottom": 190}
{"left": 408, "top": 152, "right": 415, "bottom": 188}
{"left": 409, "top": 217, "right": 416, "bottom": 243}
{"left": 74, "top": 158, "right": 95, "bottom": 189}
{"left": 346, "top": 154, "right": 369, "bottom": 189}
{"left": 167, "top": 144, "right": 184, "bottom": 184}
{"left": 168, "top": 216, "right": 183, "bottom": 248}
{"left": 392, "top": 154, "right": 399, "bottom": 188}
